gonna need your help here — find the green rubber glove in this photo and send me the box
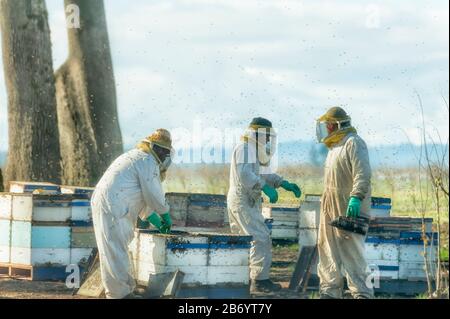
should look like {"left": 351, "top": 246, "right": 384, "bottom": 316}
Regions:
{"left": 262, "top": 184, "right": 278, "bottom": 204}
{"left": 280, "top": 180, "right": 302, "bottom": 198}
{"left": 346, "top": 197, "right": 361, "bottom": 218}
{"left": 160, "top": 212, "right": 172, "bottom": 234}
{"left": 146, "top": 212, "right": 163, "bottom": 231}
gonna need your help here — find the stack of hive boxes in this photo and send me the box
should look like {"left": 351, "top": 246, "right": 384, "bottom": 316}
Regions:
{"left": 262, "top": 205, "right": 300, "bottom": 241}
{"left": 130, "top": 230, "right": 252, "bottom": 298}
{"left": 297, "top": 195, "right": 393, "bottom": 249}
{"left": 0, "top": 182, "right": 95, "bottom": 280}
{"left": 366, "top": 217, "right": 438, "bottom": 283}
{"left": 298, "top": 194, "right": 321, "bottom": 247}
{"left": 296, "top": 194, "right": 438, "bottom": 293}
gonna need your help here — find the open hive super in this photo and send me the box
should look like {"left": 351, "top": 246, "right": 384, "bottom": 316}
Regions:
{"left": 130, "top": 230, "right": 252, "bottom": 288}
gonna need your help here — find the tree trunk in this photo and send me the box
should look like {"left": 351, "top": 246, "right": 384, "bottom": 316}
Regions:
{"left": 55, "top": 0, "right": 123, "bottom": 186}
{"left": 0, "top": 168, "right": 4, "bottom": 192}
{"left": 0, "top": 0, "right": 61, "bottom": 184}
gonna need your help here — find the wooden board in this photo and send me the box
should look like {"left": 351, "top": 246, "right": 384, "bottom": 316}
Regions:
{"left": 289, "top": 245, "right": 317, "bottom": 291}
{"left": 144, "top": 270, "right": 185, "bottom": 298}
{"left": 77, "top": 257, "right": 104, "bottom": 298}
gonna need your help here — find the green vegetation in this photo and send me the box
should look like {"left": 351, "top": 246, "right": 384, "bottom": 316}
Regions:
{"left": 165, "top": 164, "right": 449, "bottom": 222}
{"left": 165, "top": 164, "right": 449, "bottom": 253}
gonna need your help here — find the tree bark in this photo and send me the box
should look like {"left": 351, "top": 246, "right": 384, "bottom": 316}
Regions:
{"left": 0, "top": 0, "right": 61, "bottom": 184}
{"left": 56, "top": 0, "right": 123, "bottom": 186}
{"left": 0, "top": 168, "right": 4, "bottom": 192}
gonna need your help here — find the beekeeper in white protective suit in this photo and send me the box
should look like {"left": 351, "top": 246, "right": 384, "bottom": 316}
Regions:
{"left": 227, "top": 117, "right": 302, "bottom": 294}
{"left": 91, "top": 129, "right": 174, "bottom": 299}
{"left": 315, "top": 107, "right": 373, "bottom": 299}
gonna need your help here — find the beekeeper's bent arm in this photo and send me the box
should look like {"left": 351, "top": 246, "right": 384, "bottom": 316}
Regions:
{"left": 237, "top": 162, "right": 266, "bottom": 190}
{"left": 348, "top": 137, "right": 371, "bottom": 200}
{"left": 137, "top": 161, "right": 170, "bottom": 218}
{"left": 261, "top": 174, "right": 284, "bottom": 189}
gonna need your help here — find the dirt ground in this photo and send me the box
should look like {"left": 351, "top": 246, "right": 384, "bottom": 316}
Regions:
{"left": 0, "top": 243, "right": 303, "bottom": 300}
{"left": 1, "top": 242, "right": 443, "bottom": 300}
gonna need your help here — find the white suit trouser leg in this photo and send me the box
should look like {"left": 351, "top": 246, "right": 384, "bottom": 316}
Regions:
{"left": 93, "top": 210, "right": 136, "bottom": 299}
{"left": 317, "top": 220, "right": 374, "bottom": 299}
{"left": 228, "top": 206, "right": 272, "bottom": 280}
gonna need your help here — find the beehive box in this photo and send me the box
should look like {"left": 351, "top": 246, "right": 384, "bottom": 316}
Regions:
{"left": 71, "top": 226, "right": 96, "bottom": 265}
{"left": 263, "top": 205, "right": 299, "bottom": 241}
{"left": 366, "top": 236, "right": 401, "bottom": 280}
{"left": 0, "top": 219, "right": 11, "bottom": 263}
{"left": 130, "top": 230, "right": 251, "bottom": 287}
{"left": 71, "top": 198, "right": 92, "bottom": 225}
{"left": 8, "top": 194, "right": 72, "bottom": 223}
{"left": 9, "top": 181, "right": 60, "bottom": 195}
{"left": 370, "top": 197, "right": 391, "bottom": 217}
{"left": 166, "top": 193, "right": 190, "bottom": 227}
{"left": 365, "top": 231, "right": 438, "bottom": 281}
{"left": 10, "top": 221, "right": 71, "bottom": 266}
{"left": 369, "top": 217, "right": 433, "bottom": 234}
{"left": 398, "top": 232, "right": 438, "bottom": 281}
{"left": 186, "top": 194, "right": 228, "bottom": 228}
{"left": 299, "top": 194, "right": 321, "bottom": 229}
{"left": 0, "top": 194, "right": 12, "bottom": 220}
{"left": 166, "top": 193, "right": 228, "bottom": 229}
{"left": 298, "top": 194, "right": 321, "bottom": 250}
{"left": 60, "top": 186, "right": 95, "bottom": 196}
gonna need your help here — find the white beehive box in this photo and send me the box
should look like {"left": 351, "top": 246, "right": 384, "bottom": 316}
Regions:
{"left": 365, "top": 236, "right": 400, "bottom": 280}
{"left": 263, "top": 205, "right": 299, "bottom": 241}
{"left": 370, "top": 197, "right": 392, "bottom": 218}
{"left": 298, "top": 228, "right": 318, "bottom": 247}
{"left": 398, "top": 232, "right": 438, "bottom": 281}
{"left": 60, "top": 186, "right": 94, "bottom": 196}
{"left": 71, "top": 199, "right": 92, "bottom": 224}
{"left": 187, "top": 194, "right": 228, "bottom": 228}
{"left": 12, "top": 194, "right": 72, "bottom": 222}
{"left": 10, "top": 194, "right": 72, "bottom": 223}
{"left": 0, "top": 219, "right": 11, "bottom": 263}
{"left": 9, "top": 182, "right": 60, "bottom": 195}
{"left": 0, "top": 194, "right": 12, "bottom": 220}
{"left": 130, "top": 230, "right": 251, "bottom": 286}
{"left": 10, "top": 221, "right": 71, "bottom": 266}
{"left": 299, "top": 194, "right": 321, "bottom": 229}
{"left": 298, "top": 194, "right": 321, "bottom": 248}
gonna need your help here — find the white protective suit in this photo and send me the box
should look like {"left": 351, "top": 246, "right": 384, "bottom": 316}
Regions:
{"left": 318, "top": 133, "right": 373, "bottom": 299}
{"left": 227, "top": 141, "right": 283, "bottom": 280}
{"left": 91, "top": 148, "right": 170, "bottom": 299}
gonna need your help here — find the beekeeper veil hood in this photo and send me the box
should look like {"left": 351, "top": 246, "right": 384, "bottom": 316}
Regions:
{"left": 242, "top": 117, "right": 277, "bottom": 166}
{"left": 137, "top": 129, "right": 175, "bottom": 174}
{"left": 316, "top": 107, "right": 356, "bottom": 147}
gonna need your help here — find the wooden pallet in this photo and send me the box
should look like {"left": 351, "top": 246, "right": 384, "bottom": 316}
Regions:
{"left": 0, "top": 263, "right": 70, "bottom": 281}
{"left": 0, "top": 263, "right": 9, "bottom": 278}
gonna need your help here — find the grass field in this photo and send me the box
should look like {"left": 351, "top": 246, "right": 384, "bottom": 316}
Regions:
{"left": 165, "top": 164, "right": 449, "bottom": 261}
{"left": 165, "top": 164, "right": 449, "bottom": 220}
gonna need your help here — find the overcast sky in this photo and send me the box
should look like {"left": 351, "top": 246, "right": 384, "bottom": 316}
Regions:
{"left": 0, "top": 0, "right": 448, "bottom": 151}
